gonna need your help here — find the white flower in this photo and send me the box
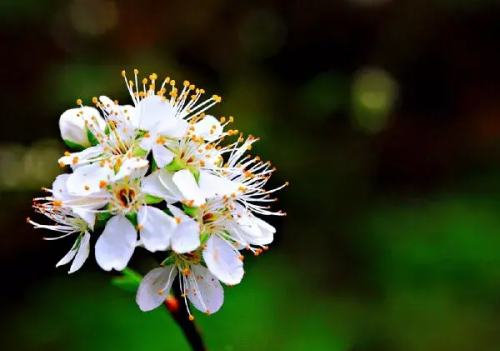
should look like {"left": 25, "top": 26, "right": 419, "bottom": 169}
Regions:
{"left": 59, "top": 106, "right": 106, "bottom": 149}
{"left": 28, "top": 192, "right": 92, "bottom": 274}
{"left": 141, "top": 168, "right": 238, "bottom": 208}
{"left": 89, "top": 166, "right": 200, "bottom": 271}
{"left": 64, "top": 157, "right": 148, "bottom": 197}
{"left": 136, "top": 259, "right": 224, "bottom": 317}
{"left": 58, "top": 99, "right": 141, "bottom": 169}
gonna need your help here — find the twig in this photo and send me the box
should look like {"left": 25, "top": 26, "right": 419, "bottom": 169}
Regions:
{"left": 165, "top": 280, "right": 207, "bottom": 351}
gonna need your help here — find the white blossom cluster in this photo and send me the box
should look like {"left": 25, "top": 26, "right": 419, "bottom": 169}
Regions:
{"left": 27, "top": 70, "right": 287, "bottom": 317}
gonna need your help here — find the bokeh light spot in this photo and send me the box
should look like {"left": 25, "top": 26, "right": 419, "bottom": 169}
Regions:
{"left": 70, "top": 0, "right": 118, "bottom": 37}
{"left": 351, "top": 67, "right": 398, "bottom": 133}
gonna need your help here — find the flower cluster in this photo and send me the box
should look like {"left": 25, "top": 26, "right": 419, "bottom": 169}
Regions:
{"left": 27, "top": 70, "right": 287, "bottom": 317}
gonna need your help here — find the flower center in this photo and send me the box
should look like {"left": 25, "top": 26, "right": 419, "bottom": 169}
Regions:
{"left": 109, "top": 181, "right": 143, "bottom": 214}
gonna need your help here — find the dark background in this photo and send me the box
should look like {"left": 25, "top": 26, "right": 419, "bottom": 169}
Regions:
{"left": 2, "top": 0, "right": 500, "bottom": 350}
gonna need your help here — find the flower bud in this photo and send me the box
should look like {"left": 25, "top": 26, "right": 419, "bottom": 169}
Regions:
{"left": 59, "top": 107, "right": 105, "bottom": 149}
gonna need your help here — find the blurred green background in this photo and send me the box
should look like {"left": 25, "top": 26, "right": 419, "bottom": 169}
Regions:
{"left": 2, "top": 0, "right": 500, "bottom": 350}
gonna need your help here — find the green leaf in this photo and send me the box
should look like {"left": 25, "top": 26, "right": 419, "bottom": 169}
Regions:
{"left": 145, "top": 194, "right": 163, "bottom": 204}
{"left": 104, "top": 124, "right": 110, "bottom": 135}
{"left": 125, "top": 212, "right": 138, "bottom": 228}
{"left": 122, "top": 267, "right": 143, "bottom": 283}
{"left": 182, "top": 203, "right": 199, "bottom": 217}
{"left": 63, "top": 139, "right": 86, "bottom": 151}
{"left": 86, "top": 127, "right": 100, "bottom": 146}
{"left": 111, "top": 268, "right": 143, "bottom": 293}
{"left": 111, "top": 276, "right": 140, "bottom": 293}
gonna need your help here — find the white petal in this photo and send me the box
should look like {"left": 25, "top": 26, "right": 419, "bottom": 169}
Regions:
{"left": 172, "top": 170, "right": 205, "bottom": 206}
{"left": 95, "top": 215, "right": 137, "bottom": 271}
{"left": 56, "top": 241, "right": 78, "bottom": 267}
{"left": 161, "top": 119, "right": 188, "bottom": 139}
{"left": 59, "top": 107, "right": 101, "bottom": 147}
{"left": 193, "top": 115, "right": 223, "bottom": 142}
{"left": 72, "top": 208, "right": 96, "bottom": 229}
{"left": 198, "top": 171, "right": 241, "bottom": 198}
{"left": 187, "top": 265, "right": 224, "bottom": 314}
{"left": 152, "top": 144, "right": 174, "bottom": 168}
{"left": 125, "top": 105, "right": 140, "bottom": 129}
{"left": 138, "top": 206, "right": 176, "bottom": 252}
{"left": 68, "top": 231, "right": 91, "bottom": 274}
{"left": 158, "top": 169, "right": 184, "bottom": 200}
{"left": 52, "top": 174, "right": 70, "bottom": 200}
{"left": 203, "top": 235, "right": 244, "bottom": 285}
{"left": 66, "top": 163, "right": 114, "bottom": 195}
{"left": 167, "top": 204, "right": 185, "bottom": 218}
{"left": 141, "top": 171, "right": 178, "bottom": 202}
{"left": 114, "top": 157, "right": 149, "bottom": 181}
{"left": 254, "top": 217, "right": 275, "bottom": 245}
{"left": 137, "top": 95, "right": 176, "bottom": 132}
{"left": 171, "top": 216, "right": 200, "bottom": 254}
{"left": 136, "top": 265, "right": 178, "bottom": 311}
{"left": 139, "top": 135, "right": 154, "bottom": 152}
{"left": 58, "top": 146, "right": 103, "bottom": 166}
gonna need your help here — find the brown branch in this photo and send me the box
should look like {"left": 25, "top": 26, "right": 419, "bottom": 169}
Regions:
{"left": 164, "top": 280, "right": 207, "bottom": 351}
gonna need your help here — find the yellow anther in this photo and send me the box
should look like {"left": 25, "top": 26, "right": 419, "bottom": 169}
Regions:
{"left": 121, "top": 70, "right": 126, "bottom": 77}
{"left": 183, "top": 80, "right": 190, "bottom": 87}
{"left": 134, "top": 69, "right": 139, "bottom": 75}
{"left": 76, "top": 99, "right": 82, "bottom": 105}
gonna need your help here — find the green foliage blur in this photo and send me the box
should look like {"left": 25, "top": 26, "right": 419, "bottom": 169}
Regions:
{"left": 2, "top": 0, "right": 500, "bottom": 350}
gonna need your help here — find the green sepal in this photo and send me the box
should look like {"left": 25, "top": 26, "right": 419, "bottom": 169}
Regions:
{"left": 151, "top": 157, "right": 158, "bottom": 172}
{"left": 163, "top": 208, "right": 173, "bottom": 216}
{"left": 63, "top": 139, "right": 86, "bottom": 151}
{"left": 135, "top": 130, "right": 148, "bottom": 139}
{"left": 104, "top": 125, "right": 110, "bottom": 135}
{"left": 182, "top": 203, "right": 199, "bottom": 217}
{"left": 145, "top": 194, "right": 163, "bottom": 204}
{"left": 131, "top": 145, "right": 148, "bottom": 157}
{"left": 71, "top": 234, "right": 83, "bottom": 250}
{"left": 86, "top": 127, "right": 100, "bottom": 146}
{"left": 97, "top": 211, "right": 112, "bottom": 222}
{"left": 200, "top": 231, "right": 210, "bottom": 244}
{"left": 166, "top": 157, "right": 184, "bottom": 171}
{"left": 125, "top": 212, "right": 138, "bottom": 228}
{"left": 160, "top": 256, "right": 176, "bottom": 267}
{"left": 192, "top": 168, "right": 200, "bottom": 183}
